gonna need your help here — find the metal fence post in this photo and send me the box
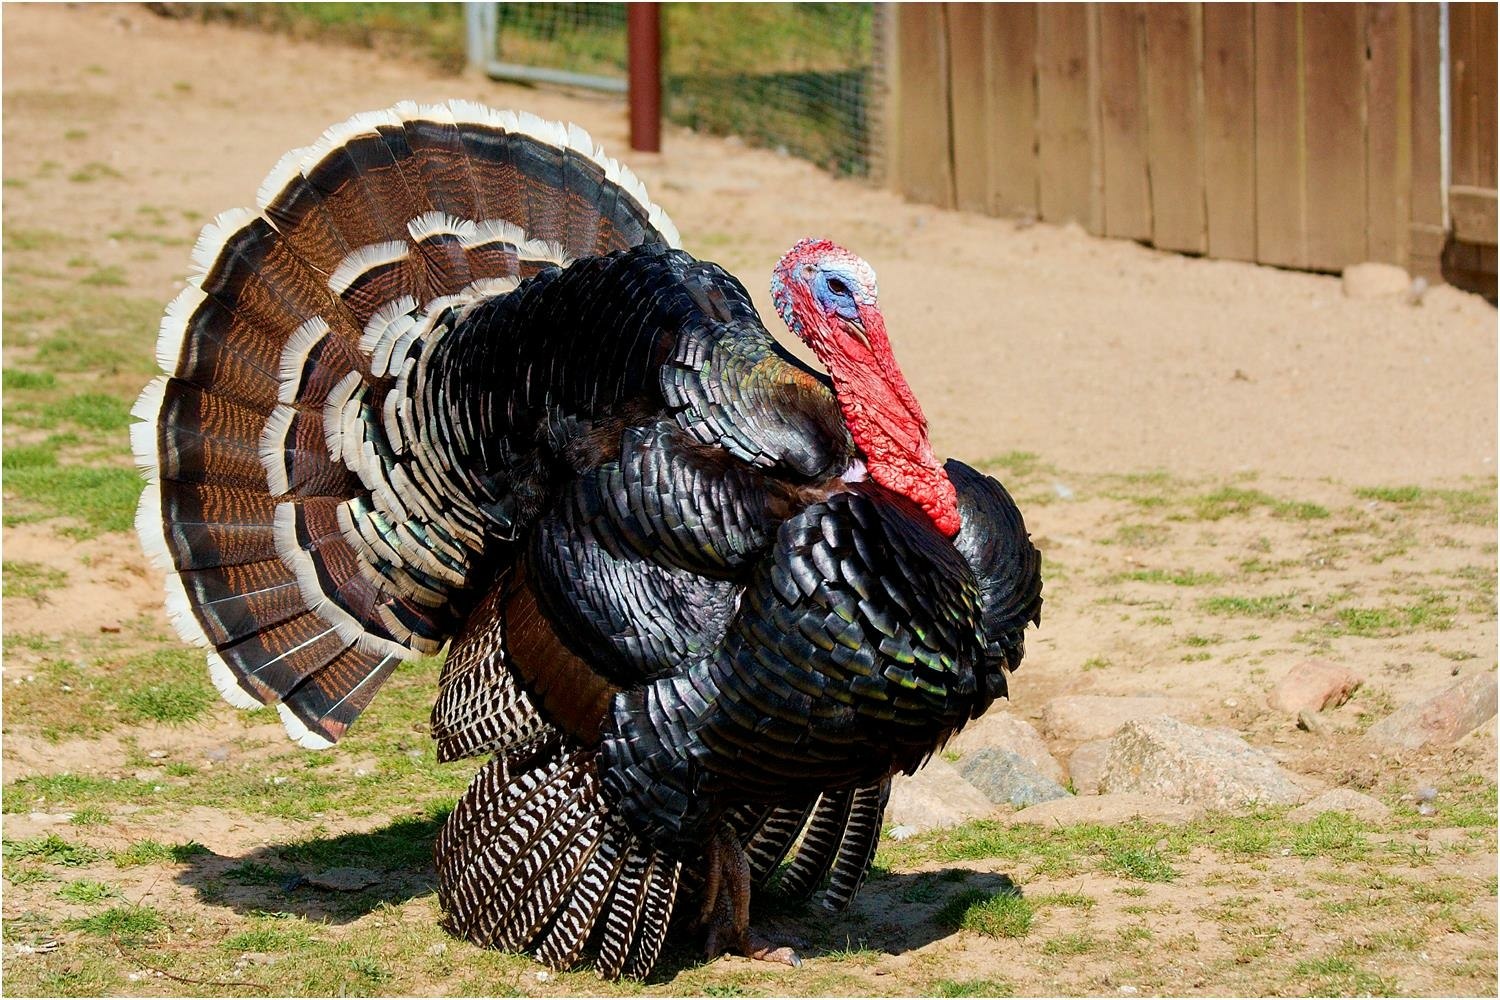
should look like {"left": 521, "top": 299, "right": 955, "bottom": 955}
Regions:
{"left": 628, "top": 3, "right": 662, "bottom": 152}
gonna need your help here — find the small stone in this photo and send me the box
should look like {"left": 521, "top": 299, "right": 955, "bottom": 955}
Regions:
{"left": 1100, "top": 716, "right": 1309, "bottom": 811}
{"left": 1040, "top": 695, "right": 1198, "bottom": 742}
{"left": 1288, "top": 788, "right": 1391, "bottom": 824}
{"left": 947, "top": 712, "right": 1065, "bottom": 783}
{"left": 1365, "top": 673, "right": 1498, "bottom": 750}
{"left": 426, "top": 943, "right": 447, "bottom": 957}
{"left": 205, "top": 747, "right": 231, "bottom": 763}
{"left": 1342, "top": 262, "right": 1411, "bottom": 299}
{"left": 306, "top": 867, "right": 380, "bottom": 892}
{"left": 1010, "top": 793, "right": 1201, "bottom": 826}
{"left": 1066, "top": 740, "right": 1112, "bottom": 795}
{"left": 957, "top": 748, "right": 1071, "bottom": 808}
{"left": 1268, "top": 660, "right": 1363, "bottom": 715}
{"left": 147, "top": 750, "right": 168, "bottom": 760}
{"left": 1052, "top": 482, "right": 1075, "bottom": 501}
{"left": 1296, "top": 710, "right": 1328, "bottom": 734}
{"left": 132, "top": 769, "right": 165, "bottom": 782}
{"left": 887, "top": 758, "right": 996, "bottom": 833}
{"left": 1415, "top": 786, "right": 1438, "bottom": 804}
{"left": 27, "top": 812, "right": 75, "bottom": 825}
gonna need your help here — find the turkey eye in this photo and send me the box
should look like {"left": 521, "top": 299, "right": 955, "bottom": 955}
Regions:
{"left": 827, "top": 277, "right": 850, "bottom": 297}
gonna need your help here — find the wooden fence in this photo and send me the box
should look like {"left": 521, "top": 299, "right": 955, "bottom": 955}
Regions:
{"left": 884, "top": 2, "right": 1497, "bottom": 283}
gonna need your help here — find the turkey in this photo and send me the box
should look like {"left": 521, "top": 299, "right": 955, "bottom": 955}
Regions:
{"left": 132, "top": 100, "right": 1042, "bottom": 979}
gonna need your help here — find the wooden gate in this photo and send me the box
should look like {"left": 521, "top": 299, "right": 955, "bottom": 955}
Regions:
{"left": 884, "top": 2, "right": 1497, "bottom": 284}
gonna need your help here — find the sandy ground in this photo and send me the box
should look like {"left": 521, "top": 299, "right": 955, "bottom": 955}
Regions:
{"left": 2, "top": 5, "right": 1497, "bottom": 998}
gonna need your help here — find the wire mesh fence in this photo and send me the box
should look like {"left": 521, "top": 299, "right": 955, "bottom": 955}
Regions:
{"left": 487, "top": 2, "right": 880, "bottom": 177}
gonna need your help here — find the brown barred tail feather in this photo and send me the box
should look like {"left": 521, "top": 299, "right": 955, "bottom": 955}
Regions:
{"left": 436, "top": 751, "right": 681, "bottom": 978}
{"left": 133, "top": 102, "right": 680, "bottom": 747}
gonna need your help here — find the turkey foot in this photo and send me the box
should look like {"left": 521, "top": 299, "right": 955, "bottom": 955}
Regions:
{"left": 698, "top": 826, "right": 801, "bottom": 967}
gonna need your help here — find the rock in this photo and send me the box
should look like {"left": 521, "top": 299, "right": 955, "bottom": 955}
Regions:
{"left": 947, "top": 712, "right": 1065, "bottom": 783}
{"left": 1288, "top": 788, "right": 1391, "bottom": 824}
{"left": 1365, "top": 673, "right": 1498, "bottom": 750}
{"left": 1342, "top": 262, "right": 1411, "bottom": 299}
{"left": 1067, "top": 740, "right": 1112, "bottom": 795}
{"left": 27, "top": 811, "right": 75, "bottom": 826}
{"left": 1099, "top": 716, "right": 1310, "bottom": 811}
{"left": 204, "top": 747, "right": 231, "bottom": 763}
{"left": 305, "top": 867, "right": 381, "bottom": 892}
{"left": 887, "top": 758, "right": 996, "bottom": 833}
{"left": 132, "top": 768, "right": 166, "bottom": 782}
{"left": 1268, "top": 660, "right": 1362, "bottom": 714}
{"left": 957, "top": 748, "right": 1071, "bottom": 807}
{"left": 1296, "top": 710, "right": 1328, "bottom": 734}
{"left": 1040, "top": 695, "right": 1198, "bottom": 742}
{"left": 1010, "top": 792, "right": 1201, "bottom": 826}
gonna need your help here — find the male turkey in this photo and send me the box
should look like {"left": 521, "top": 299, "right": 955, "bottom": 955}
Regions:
{"left": 132, "top": 101, "right": 1042, "bottom": 978}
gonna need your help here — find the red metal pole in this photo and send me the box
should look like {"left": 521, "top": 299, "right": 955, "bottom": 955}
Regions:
{"left": 628, "top": 3, "right": 662, "bottom": 152}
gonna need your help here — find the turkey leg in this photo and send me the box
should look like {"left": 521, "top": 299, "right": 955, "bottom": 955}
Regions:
{"left": 699, "top": 825, "right": 801, "bottom": 967}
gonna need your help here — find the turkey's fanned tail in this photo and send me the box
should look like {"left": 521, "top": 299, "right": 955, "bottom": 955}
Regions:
{"left": 436, "top": 751, "right": 681, "bottom": 978}
{"left": 134, "top": 101, "right": 679, "bottom": 747}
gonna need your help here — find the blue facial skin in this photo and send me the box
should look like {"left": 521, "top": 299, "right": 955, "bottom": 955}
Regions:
{"left": 812, "top": 269, "right": 861, "bottom": 322}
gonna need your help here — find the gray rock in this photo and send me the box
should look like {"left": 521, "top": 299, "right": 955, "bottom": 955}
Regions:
{"left": 957, "top": 748, "right": 1070, "bottom": 807}
{"left": 1099, "top": 715, "right": 1310, "bottom": 811}
{"left": 306, "top": 867, "right": 381, "bottom": 892}
{"left": 1268, "top": 660, "right": 1362, "bottom": 715}
{"left": 1010, "top": 793, "right": 1201, "bottom": 826}
{"left": 887, "top": 758, "right": 996, "bottom": 833}
{"left": 1066, "top": 739, "right": 1112, "bottom": 795}
{"left": 1365, "top": 673, "right": 1498, "bottom": 750}
{"left": 1342, "top": 262, "right": 1410, "bottom": 299}
{"left": 947, "top": 712, "right": 1064, "bottom": 783}
{"left": 1040, "top": 695, "right": 1198, "bottom": 742}
{"left": 1288, "top": 788, "right": 1391, "bottom": 824}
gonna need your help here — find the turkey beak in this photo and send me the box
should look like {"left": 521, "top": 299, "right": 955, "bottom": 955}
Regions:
{"left": 842, "top": 316, "right": 871, "bottom": 351}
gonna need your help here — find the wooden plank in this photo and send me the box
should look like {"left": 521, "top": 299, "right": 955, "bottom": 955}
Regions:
{"left": 981, "top": 3, "right": 1039, "bottom": 218}
{"left": 1142, "top": 3, "right": 1205, "bottom": 253}
{"left": 1254, "top": 3, "right": 1304, "bottom": 268}
{"left": 1096, "top": 3, "right": 1151, "bottom": 241}
{"left": 1454, "top": 2, "right": 1498, "bottom": 191}
{"left": 1473, "top": 3, "right": 1498, "bottom": 191}
{"left": 947, "top": 3, "right": 990, "bottom": 213}
{"left": 1036, "top": 3, "right": 1095, "bottom": 227}
{"left": 893, "top": 4, "right": 955, "bottom": 209}
{"left": 1451, "top": 186, "right": 1498, "bottom": 245}
{"left": 1449, "top": 2, "right": 1480, "bottom": 188}
{"left": 1364, "top": 3, "right": 1412, "bottom": 266}
{"left": 1408, "top": 2, "right": 1444, "bottom": 279}
{"left": 1202, "top": 3, "right": 1257, "bottom": 261}
{"left": 1302, "top": 3, "right": 1367, "bottom": 271}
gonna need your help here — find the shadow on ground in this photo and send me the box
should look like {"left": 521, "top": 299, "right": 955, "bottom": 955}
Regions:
{"left": 177, "top": 813, "right": 1018, "bottom": 971}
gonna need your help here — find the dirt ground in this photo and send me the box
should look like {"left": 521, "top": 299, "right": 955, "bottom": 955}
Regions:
{"left": 2, "top": 5, "right": 1497, "bottom": 998}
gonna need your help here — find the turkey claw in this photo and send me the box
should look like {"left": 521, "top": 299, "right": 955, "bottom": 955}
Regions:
{"left": 747, "top": 937, "right": 801, "bottom": 967}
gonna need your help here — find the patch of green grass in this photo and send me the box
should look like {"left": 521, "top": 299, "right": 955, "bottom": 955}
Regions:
{"left": 1182, "top": 633, "right": 1221, "bottom": 647}
{"left": 1331, "top": 593, "right": 1456, "bottom": 637}
{"left": 1032, "top": 891, "right": 1095, "bottom": 909}
{"left": 3, "top": 464, "right": 143, "bottom": 536}
{"left": 67, "top": 161, "right": 124, "bottom": 183}
{"left": 57, "top": 878, "right": 117, "bottom": 904}
{"left": 224, "top": 861, "right": 291, "bottom": 886}
{"left": 1107, "top": 523, "right": 1171, "bottom": 547}
{"left": 68, "top": 904, "right": 163, "bottom": 939}
{"left": 1354, "top": 483, "right": 1496, "bottom": 526}
{"left": 122, "top": 676, "right": 216, "bottom": 725}
{"left": 3, "top": 560, "right": 68, "bottom": 601}
{"left": 40, "top": 392, "right": 133, "bottom": 432}
{"left": 3, "top": 369, "right": 57, "bottom": 390}
{"left": 3, "top": 227, "right": 66, "bottom": 252}
{"left": 70, "top": 807, "right": 110, "bottom": 826}
{"left": 1118, "top": 567, "right": 1223, "bottom": 587}
{"left": 1104, "top": 847, "right": 1179, "bottom": 883}
{"left": 936, "top": 888, "right": 1033, "bottom": 938}
{"left": 80, "top": 265, "right": 127, "bottom": 288}
{"left": 1199, "top": 594, "right": 1299, "bottom": 619}
{"left": 1194, "top": 486, "right": 1329, "bottom": 521}
{"left": 3, "top": 834, "right": 102, "bottom": 866}
{"left": 1040, "top": 931, "right": 1097, "bottom": 956}
{"left": 933, "top": 978, "right": 1015, "bottom": 997}
{"left": 1081, "top": 656, "right": 1110, "bottom": 672}
{"left": 112, "top": 839, "right": 209, "bottom": 868}
{"left": 222, "top": 921, "right": 314, "bottom": 952}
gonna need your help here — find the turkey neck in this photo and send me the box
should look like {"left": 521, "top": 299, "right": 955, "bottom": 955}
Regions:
{"left": 803, "top": 309, "right": 961, "bottom": 538}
